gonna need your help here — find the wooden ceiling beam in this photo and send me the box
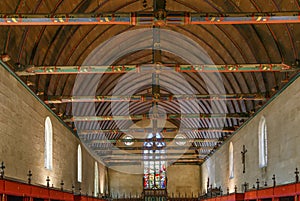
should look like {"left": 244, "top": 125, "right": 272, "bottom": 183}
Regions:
{"left": 103, "top": 158, "right": 204, "bottom": 162}
{"left": 86, "top": 138, "right": 222, "bottom": 144}
{"left": 106, "top": 161, "right": 202, "bottom": 166}
{"left": 92, "top": 146, "right": 214, "bottom": 151}
{"left": 16, "top": 64, "right": 295, "bottom": 76}
{"left": 44, "top": 93, "right": 267, "bottom": 104}
{"left": 0, "top": 12, "right": 299, "bottom": 26}
{"left": 78, "top": 127, "right": 235, "bottom": 135}
{"left": 97, "top": 152, "right": 204, "bottom": 157}
{"left": 64, "top": 113, "right": 249, "bottom": 122}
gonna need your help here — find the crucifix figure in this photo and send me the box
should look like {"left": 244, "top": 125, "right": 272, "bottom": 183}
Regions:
{"left": 241, "top": 145, "right": 247, "bottom": 173}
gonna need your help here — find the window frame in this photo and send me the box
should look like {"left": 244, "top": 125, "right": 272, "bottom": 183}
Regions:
{"left": 44, "top": 117, "right": 53, "bottom": 170}
{"left": 258, "top": 116, "right": 268, "bottom": 168}
{"left": 78, "top": 145, "right": 82, "bottom": 182}
{"left": 229, "top": 142, "right": 234, "bottom": 179}
{"left": 94, "top": 162, "right": 99, "bottom": 197}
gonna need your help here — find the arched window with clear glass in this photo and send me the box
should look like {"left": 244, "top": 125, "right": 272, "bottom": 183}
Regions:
{"left": 78, "top": 145, "right": 82, "bottom": 182}
{"left": 44, "top": 117, "right": 53, "bottom": 170}
{"left": 94, "top": 162, "right": 99, "bottom": 196}
{"left": 229, "top": 142, "right": 234, "bottom": 179}
{"left": 258, "top": 116, "right": 268, "bottom": 168}
{"left": 143, "top": 133, "right": 166, "bottom": 189}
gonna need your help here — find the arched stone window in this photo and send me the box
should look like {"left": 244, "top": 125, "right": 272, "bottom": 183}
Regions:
{"left": 44, "top": 117, "right": 53, "bottom": 170}
{"left": 143, "top": 133, "right": 166, "bottom": 189}
{"left": 258, "top": 116, "right": 268, "bottom": 168}
{"left": 78, "top": 145, "right": 82, "bottom": 182}
{"left": 229, "top": 142, "right": 234, "bottom": 179}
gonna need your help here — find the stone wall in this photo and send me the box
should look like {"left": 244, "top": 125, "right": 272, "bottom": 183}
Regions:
{"left": 2, "top": 61, "right": 299, "bottom": 196}
{"left": 108, "top": 168, "right": 143, "bottom": 198}
{"left": 108, "top": 164, "right": 201, "bottom": 198}
{"left": 201, "top": 75, "right": 300, "bottom": 193}
{"left": 0, "top": 63, "right": 106, "bottom": 195}
{"left": 167, "top": 165, "right": 201, "bottom": 197}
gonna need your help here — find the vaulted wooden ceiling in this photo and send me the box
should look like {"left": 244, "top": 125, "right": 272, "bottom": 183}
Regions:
{"left": 0, "top": 0, "right": 299, "bottom": 167}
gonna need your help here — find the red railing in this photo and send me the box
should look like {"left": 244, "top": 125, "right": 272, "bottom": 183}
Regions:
{"left": 0, "top": 179, "right": 106, "bottom": 201}
{"left": 0, "top": 178, "right": 300, "bottom": 201}
{"left": 202, "top": 183, "right": 300, "bottom": 201}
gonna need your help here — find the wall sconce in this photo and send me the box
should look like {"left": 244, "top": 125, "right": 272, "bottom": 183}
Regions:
{"left": 256, "top": 178, "right": 260, "bottom": 190}
{"left": 243, "top": 182, "right": 248, "bottom": 192}
{"left": 60, "top": 180, "right": 64, "bottom": 191}
{"left": 46, "top": 176, "right": 50, "bottom": 188}
{"left": 0, "top": 161, "right": 5, "bottom": 179}
{"left": 27, "top": 170, "right": 32, "bottom": 184}
{"left": 272, "top": 174, "right": 276, "bottom": 187}
{"left": 295, "top": 168, "right": 299, "bottom": 183}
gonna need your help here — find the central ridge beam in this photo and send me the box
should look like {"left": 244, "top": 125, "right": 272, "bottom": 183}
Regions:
{"left": 16, "top": 63, "right": 294, "bottom": 75}
{"left": 93, "top": 146, "right": 214, "bottom": 151}
{"left": 77, "top": 127, "right": 235, "bottom": 135}
{"left": 97, "top": 152, "right": 205, "bottom": 157}
{"left": 44, "top": 93, "right": 267, "bottom": 104}
{"left": 0, "top": 12, "right": 299, "bottom": 26}
{"left": 102, "top": 158, "right": 204, "bottom": 162}
{"left": 64, "top": 113, "right": 250, "bottom": 122}
{"left": 85, "top": 138, "right": 222, "bottom": 144}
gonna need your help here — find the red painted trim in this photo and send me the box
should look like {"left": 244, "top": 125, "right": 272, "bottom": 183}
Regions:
{"left": 245, "top": 183, "right": 300, "bottom": 201}
{"left": 0, "top": 180, "right": 4, "bottom": 193}
{"left": 0, "top": 179, "right": 107, "bottom": 201}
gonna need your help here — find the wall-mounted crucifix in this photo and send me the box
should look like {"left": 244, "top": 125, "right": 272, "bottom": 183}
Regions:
{"left": 241, "top": 145, "right": 247, "bottom": 173}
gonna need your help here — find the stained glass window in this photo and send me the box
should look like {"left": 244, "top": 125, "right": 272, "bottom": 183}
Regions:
{"left": 143, "top": 133, "right": 166, "bottom": 189}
